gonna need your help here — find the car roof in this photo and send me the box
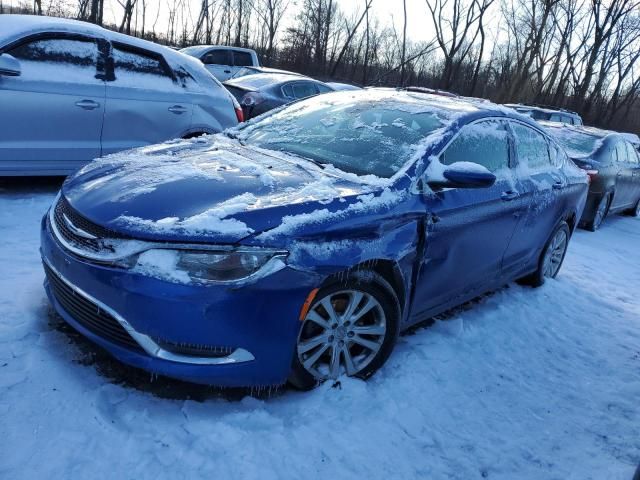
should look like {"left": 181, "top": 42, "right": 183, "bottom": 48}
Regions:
{"left": 0, "top": 14, "right": 190, "bottom": 66}
{"left": 224, "top": 72, "right": 322, "bottom": 89}
{"left": 504, "top": 103, "right": 580, "bottom": 117}
{"left": 281, "top": 88, "right": 543, "bottom": 131}
{"left": 539, "top": 120, "right": 620, "bottom": 140}
{"left": 241, "top": 66, "right": 302, "bottom": 76}
{"left": 180, "top": 45, "right": 257, "bottom": 55}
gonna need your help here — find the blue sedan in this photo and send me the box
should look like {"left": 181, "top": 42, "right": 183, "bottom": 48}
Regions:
{"left": 40, "top": 89, "right": 588, "bottom": 389}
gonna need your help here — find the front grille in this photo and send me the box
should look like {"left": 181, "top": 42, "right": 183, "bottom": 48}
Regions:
{"left": 52, "top": 196, "right": 127, "bottom": 253}
{"left": 44, "top": 262, "right": 144, "bottom": 353}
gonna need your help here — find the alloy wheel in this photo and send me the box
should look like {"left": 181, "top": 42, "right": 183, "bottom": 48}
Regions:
{"left": 542, "top": 229, "right": 568, "bottom": 278}
{"left": 297, "top": 289, "right": 387, "bottom": 380}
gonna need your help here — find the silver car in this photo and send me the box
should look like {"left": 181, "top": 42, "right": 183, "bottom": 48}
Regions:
{"left": 0, "top": 15, "right": 241, "bottom": 176}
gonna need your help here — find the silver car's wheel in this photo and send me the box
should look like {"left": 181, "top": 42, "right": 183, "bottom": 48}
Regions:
{"left": 542, "top": 228, "right": 568, "bottom": 278}
{"left": 297, "top": 289, "right": 387, "bottom": 380}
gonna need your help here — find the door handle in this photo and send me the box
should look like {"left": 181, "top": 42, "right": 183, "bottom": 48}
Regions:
{"left": 224, "top": 69, "right": 231, "bottom": 74}
{"left": 168, "top": 105, "right": 188, "bottom": 114}
{"left": 552, "top": 181, "right": 565, "bottom": 190}
{"left": 501, "top": 190, "right": 519, "bottom": 201}
{"left": 75, "top": 99, "right": 100, "bottom": 110}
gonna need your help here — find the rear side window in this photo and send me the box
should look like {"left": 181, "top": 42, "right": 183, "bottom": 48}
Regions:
{"left": 625, "top": 142, "right": 639, "bottom": 164}
{"left": 112, "top": 45, "right": 174, "bottom": 88}
{"left": 441, "top": 120, "right": 510, "bottom": 173}
{"left": 8, "top": 37, "right": 99, "bottom": 82}
{"left": 512, "top": 123, "right": 552, "bottom": 170}
{"left": 233, "top": 51, "right": 253, "bottom": 67}
{"left": 203, "top": 49, "right": 231, "bottom": 65}
{"left": 292, "top": 82, "right": 318, "bottom": 99}
{"left": 614, "top": 143, "right": 628, "bottom": 163}
{"left": 316, "top": 83, "right": 333, "bottom": 93}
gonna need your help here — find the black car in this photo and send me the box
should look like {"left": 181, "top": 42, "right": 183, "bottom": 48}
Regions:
{"left": 223, "top": 73, "right": 334, "bottom": 120}
{"left": 542, "top": 121, "right": 640, "bottom": 230}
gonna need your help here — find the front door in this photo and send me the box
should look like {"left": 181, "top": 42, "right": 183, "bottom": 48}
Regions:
{"left": 0, "top": 35, "right": 105, "bottom": 173}
{"left": 412, "top": 120, "right": 525, "bottom": 319}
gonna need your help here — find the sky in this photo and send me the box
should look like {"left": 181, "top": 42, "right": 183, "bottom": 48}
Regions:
{"left": 3, "top": 0, "right": 437, "bottom": 44}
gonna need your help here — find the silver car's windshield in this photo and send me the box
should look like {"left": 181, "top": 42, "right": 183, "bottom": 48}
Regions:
{"left": 238, "top": 99, "right": 447, "bottom": 178}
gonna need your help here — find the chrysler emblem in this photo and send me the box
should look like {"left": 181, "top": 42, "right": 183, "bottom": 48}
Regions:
{"left": 62, "top": 214, "right": 97, "bottom": 240}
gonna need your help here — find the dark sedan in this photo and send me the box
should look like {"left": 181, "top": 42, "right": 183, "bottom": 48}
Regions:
{"left": 542, "top": 121, "right": 640, "bottom": 230}
{"left": 41, "top": 89, "right": 587, "bottom": 389}
{"left": 223, "top": 73, "right": 334, "bottom": 120}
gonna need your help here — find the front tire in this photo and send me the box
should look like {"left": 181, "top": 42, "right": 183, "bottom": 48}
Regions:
{"left": 518, "top": 222, "right": 570, "bottom": 288}
{"left": 288, "top": 272, "right": 400, "bottom": 390}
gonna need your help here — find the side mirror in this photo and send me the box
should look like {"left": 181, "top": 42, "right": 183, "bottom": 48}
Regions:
{"left": 428, "top": 161, "right": 496, "bottom": 189}
{"left": 0, "top": 53, "right": 21, "bottom": 77}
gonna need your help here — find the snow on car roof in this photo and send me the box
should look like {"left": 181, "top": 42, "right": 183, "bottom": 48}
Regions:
{"left": 224, "top": 73, "right": 317, "bottom": 89}
{"left": 0, "top": 14, "right": 190, "bottom": 67}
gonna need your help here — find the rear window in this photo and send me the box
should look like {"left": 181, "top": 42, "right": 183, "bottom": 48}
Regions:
{"left": 203, "top": 49, "right": 231, "bottom": 65}
{"left": 227, "top": 74, "right": 289, "bottom": 90}
{"left": 547, "top": 127, "right": 601, "bottom": 157}
{"left": 233, "top": 51, "right": 254, "bottom": 67}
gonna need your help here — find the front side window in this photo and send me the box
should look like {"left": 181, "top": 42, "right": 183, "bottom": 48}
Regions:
{"left": 8, "top": 37, "right": 99, "bottom": 82}
{"left": 239, "top": 98, "right": 448, "bottom": 178}
{"left": 203, "top": 49, "right": 231, "bottom": 65}
{"left": 441, "top": 120, "right": 510, "bottom": 173}
{"left": 233, "top": 51, "right": 253, "bottom": 67}
{"left": 112, "top": 45, "right": 173, "bottom": 88}
{"left": 512, "top": 123, "right": 552, "bottom": 170}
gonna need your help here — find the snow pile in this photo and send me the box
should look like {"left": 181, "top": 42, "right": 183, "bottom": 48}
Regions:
{"left": 0, "top": 182, "right": 639, "bottom": 479}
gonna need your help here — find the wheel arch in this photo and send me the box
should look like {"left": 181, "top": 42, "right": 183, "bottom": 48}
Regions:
{"left": 320, "top": 259, "right": 407, "bottom": 319}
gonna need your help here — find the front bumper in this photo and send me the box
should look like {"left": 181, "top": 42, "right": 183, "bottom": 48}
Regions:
{"left": 41, "top": 213, "right": 322, "bottom": 387}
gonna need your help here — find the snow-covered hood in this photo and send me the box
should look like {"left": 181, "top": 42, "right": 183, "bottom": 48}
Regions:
{"left": 62, "top": 136, "right": 385, "bottom": 244}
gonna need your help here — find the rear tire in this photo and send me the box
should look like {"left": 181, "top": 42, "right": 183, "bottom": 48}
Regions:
{"left": 288, "top": 272, "right": 400, "bottom": 391}
{"left": 586, "top": 193, "right": 610, "bottom": 231}
{"left": 517, "top": 222, "right": 570, "bottom": 288}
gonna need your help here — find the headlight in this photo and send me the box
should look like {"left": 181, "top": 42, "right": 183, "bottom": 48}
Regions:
{"left": 134, "top": 247, "right": 288, "bottom": 284}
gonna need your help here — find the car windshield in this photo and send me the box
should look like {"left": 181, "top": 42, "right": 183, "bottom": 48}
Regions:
{"left": 548, "top": 127, "right": 601, "bottom": 156}
{"left": 238, "top": 97, "right": 448, "bottom": 178}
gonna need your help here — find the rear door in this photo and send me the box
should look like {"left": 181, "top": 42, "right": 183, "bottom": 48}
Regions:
{"left": 201, "top": 48, "right": 233, "bottom": 81}
{"left": 0, "top": 34, "right": 105, "bottom": 173}
{"left": 504, "top": 121, "right": 569, "bottom": 277}
{"left": 625, "top": 142, "right": 640, "bottom": 207}
{"left": 101, "top": 42, "right": 192, "bottom": 155}
{"left": 611, "top": 141, "right": 635, "bottom": 209}
{"left": 412, "top": 119, "right": 526, "bottom": 318}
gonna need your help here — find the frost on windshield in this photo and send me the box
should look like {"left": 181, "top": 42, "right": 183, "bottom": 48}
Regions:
{"left": 234, "top": 90, "right": 470, "bottom": 179}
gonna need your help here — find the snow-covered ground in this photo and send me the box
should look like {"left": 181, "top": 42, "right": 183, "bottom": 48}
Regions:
{"left": 1, "top": 178, "right": 639, "bottom": 480}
